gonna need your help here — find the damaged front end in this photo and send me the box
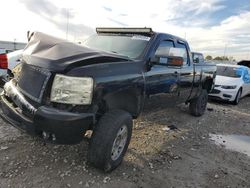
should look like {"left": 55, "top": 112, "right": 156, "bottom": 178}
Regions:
{"left": 1, "top": 75, "right": 94, "bottom": 144}
{"left": 0, "top": 32, "right": 105, "bottom": 144}
{"left": 0, "top": 78, "right": 94, "bottom": 144}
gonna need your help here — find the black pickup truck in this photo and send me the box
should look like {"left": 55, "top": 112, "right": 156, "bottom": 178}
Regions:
{"left": 0, "top": 28, "right": 216, "bottom": 171}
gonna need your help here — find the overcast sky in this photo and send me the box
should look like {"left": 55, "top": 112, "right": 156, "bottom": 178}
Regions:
{"left": 0, "top": 0, "right": 250, "bottom": 60}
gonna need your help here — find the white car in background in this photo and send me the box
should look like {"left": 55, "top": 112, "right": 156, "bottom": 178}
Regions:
{"left": 7, "top": 49, "right": 23, "bottom": 71}
{"left": 209, "top": 64, "right": 250, "bottom": 104}
{"left": 0, "top": 49, "right": 23, "bottom": 86}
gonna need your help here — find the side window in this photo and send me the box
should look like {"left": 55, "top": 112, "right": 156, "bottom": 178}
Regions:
{"left": 199, "top": 54, "right": 204, "bottom": 63}
{"left": 193, "top": 54, "right": 198, "bottom": 61}
{"left": 176, "top": 42, "right": 188, "bottom": 65}
{"left": 154, "top": 40, "right": 174, "bottom": 64}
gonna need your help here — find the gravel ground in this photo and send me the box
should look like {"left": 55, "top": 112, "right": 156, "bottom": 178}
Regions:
{"left": 0, "top": 95, "right": 250, "bottom": 188}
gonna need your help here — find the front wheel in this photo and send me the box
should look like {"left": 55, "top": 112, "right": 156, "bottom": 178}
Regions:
{"left": 233, "top": 88, "right": 242, "bottom": 105}
{"left": 189, "top": 89, "right": 208, "bottom": 117}
{"left": 87, "top": 110, "right": 132, "bottom": 172}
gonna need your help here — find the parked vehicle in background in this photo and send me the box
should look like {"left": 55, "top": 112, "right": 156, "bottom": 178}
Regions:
{"left": 209, "top": 64, "right": 250, "bottom": 104}
{"left": 0, "top": 49, "right": 23, "bottom": 87}
{"left": 0, "top": 28, "right": 216, "bottom": 172}
{"left": 7, "top": 49, "right": 23, "bottom": 72}
{"left": 0, "top": 49, "right": 8, "bottom": 86}
{"left": 238, "top": 60, "right": 250, "bottom": 68}
{"left": 192, "top": 52, "right": 205, "bottom": 64}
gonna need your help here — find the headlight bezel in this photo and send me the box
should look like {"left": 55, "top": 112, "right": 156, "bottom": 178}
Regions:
{"left": 50, "top": 74, "right": 94, "bottom": 105}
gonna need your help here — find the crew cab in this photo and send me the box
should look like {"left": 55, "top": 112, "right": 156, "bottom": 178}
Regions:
{"left": 0, "top": 28, "right": 216, "bottom": 172}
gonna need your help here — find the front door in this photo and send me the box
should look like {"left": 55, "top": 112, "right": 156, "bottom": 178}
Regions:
{"left": 145, "top": 40, "right": 180, "bottom": 107}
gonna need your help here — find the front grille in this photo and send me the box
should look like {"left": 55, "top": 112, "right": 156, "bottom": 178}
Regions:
{"left": 17, "top": 63, "right": 51, "bottom": 103}
{"left": 211, "top": 89, "right": 221, "bottom": 94}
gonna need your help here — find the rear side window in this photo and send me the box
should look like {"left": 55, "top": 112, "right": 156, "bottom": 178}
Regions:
{"left": 176, "top": 42, "right": 188, "bottom": 65}
{"left": 192, "top": 53, "right": 204, "bottom": 63}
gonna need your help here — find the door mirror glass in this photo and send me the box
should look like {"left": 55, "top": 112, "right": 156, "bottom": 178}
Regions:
{"left": 167, "top": 56, "right": 184, "bottom": 66}
{"left": 155, "top": 47, "right": 186, "bottom": 58}
{"left": 152, "top": 47, "right": 185, "bottom": 66}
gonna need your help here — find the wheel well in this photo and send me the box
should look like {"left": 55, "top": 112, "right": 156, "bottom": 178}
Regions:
{"left": 102, "top": 89, "right": 143, "bottom": 118}
{"left": 238, "top": 87, "right": 243, "bottom": 96}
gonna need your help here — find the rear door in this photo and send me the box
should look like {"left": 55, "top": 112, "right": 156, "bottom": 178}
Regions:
{"left": 176, "top": 41, "right": 196, "bottom": 103}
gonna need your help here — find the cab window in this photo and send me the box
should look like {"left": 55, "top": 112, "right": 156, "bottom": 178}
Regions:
{"left": 176, "top": 42, "right": 188, "bottom": 65}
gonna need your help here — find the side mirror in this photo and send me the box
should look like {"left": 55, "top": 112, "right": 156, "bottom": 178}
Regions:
{"left": 167, "top": 56, "right": 184, "bottom": 66}
{"left": 193, "top": 57, "right": 199, "bottom": 64}
{"left": 151, "top": 47, "right": 185, "bottom": 66}
{"left": 151, "top": 56, "right": 184, "bottom": 66}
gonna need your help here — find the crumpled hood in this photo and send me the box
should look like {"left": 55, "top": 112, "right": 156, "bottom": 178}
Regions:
{"left": 215, "top": 75, "right": 241, "bottom": 86}
{"left": 22, "top": 32, "right": 129, "bottom": 72}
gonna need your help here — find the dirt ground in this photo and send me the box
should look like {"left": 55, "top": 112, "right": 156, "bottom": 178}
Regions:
{"left": 0, "top": 95, "right": 250, "bottom": 188}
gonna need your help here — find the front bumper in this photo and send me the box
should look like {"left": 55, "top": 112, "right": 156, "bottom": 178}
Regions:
{"left": 209, "top": 87, "right": 238, "bottom": 102}
{"left": 0, "top": 81, "right": 94, "bottom": 144}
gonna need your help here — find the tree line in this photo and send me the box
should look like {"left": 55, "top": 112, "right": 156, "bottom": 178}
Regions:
{"left": 205, "top": 55, "right": 235, "bottom": 61}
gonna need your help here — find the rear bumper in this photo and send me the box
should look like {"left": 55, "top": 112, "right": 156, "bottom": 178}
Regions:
{"left": 0, "top": 93, "right": 94, "bottom": 144}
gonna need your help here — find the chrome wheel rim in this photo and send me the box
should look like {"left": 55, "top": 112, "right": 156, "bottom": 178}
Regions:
{"left": 111, "top": 125, "right": 128, "bottom": 161}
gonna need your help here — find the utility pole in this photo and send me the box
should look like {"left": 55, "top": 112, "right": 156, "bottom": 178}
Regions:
{"left": 66, "top": 9, "right": 69, "bottom": 40}
{"left": 13, "top": 38, "right": 16, "bottom": 51}
{"left": 223, "top": 43, "right": 227, "bottom": 60}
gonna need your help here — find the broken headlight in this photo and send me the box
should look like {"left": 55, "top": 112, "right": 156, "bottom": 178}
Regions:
{"left": 50, "top": 74, "right": 94, "bottom": 105}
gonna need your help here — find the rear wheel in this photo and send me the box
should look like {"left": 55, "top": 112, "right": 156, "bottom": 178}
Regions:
{"left": 87, "top": 110, "right": 132, "bottom": 172}
{"left": 233, "top": 88, "right": 242, "bottom": 105}
{"left": 189, "top": 89, "right": 208, "bottom": 117}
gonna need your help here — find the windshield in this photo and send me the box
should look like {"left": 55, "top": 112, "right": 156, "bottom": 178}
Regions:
{"left": 217, "top": 66, "right": 242, "bottom": 78}
{"left": 83, "top": 34, "right": 150, "bottom": 59}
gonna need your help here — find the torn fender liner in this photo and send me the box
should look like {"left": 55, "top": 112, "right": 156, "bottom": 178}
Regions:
{"left": 22, "top": 32, "right": 129, "bottom": 72}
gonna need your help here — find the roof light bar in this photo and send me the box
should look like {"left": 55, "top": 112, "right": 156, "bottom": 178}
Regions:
{"left": 96, "top": 27, "right": 153, "bottom": 34}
